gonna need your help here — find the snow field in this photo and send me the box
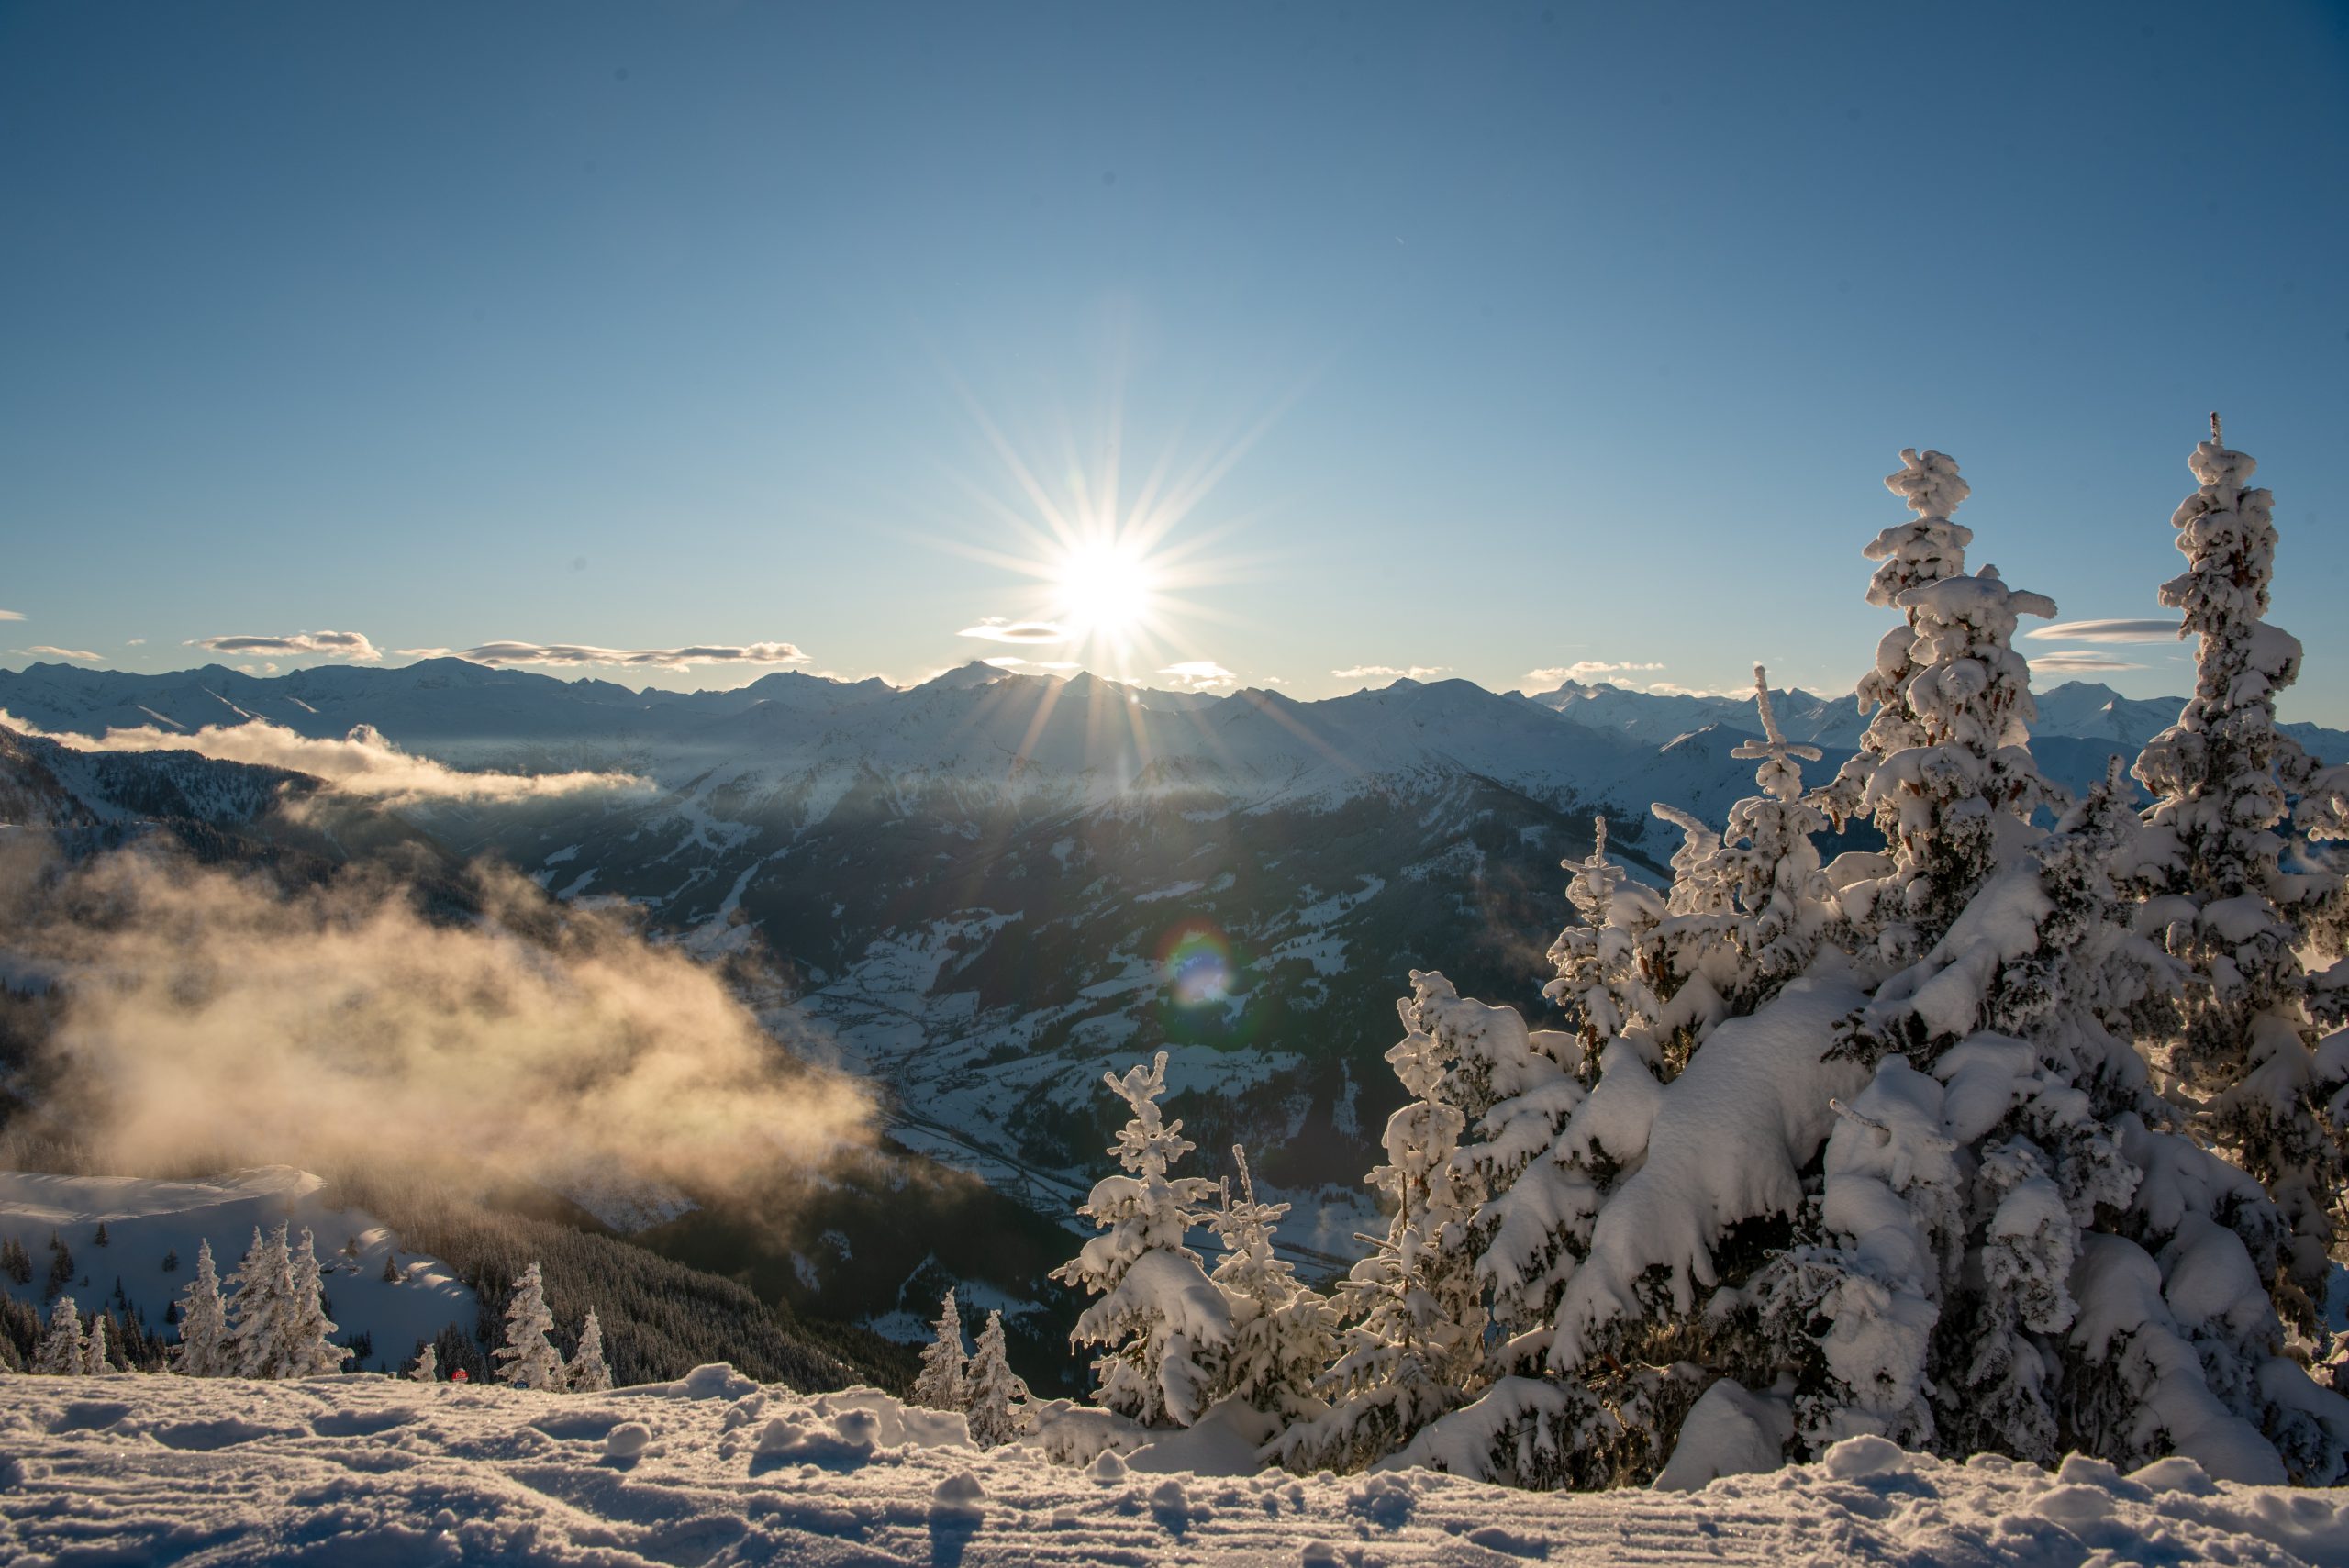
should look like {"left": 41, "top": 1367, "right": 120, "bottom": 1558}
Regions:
{"left": 0, "top": 1167, "right": 475, "bottom": 1373}
{"left": 6, "top": 1370, "right": 2349, "bottom": 1565}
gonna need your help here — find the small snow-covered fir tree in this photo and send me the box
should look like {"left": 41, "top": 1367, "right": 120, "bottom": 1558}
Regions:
{"left": 283, "top": 1229, "right": 344, "bottom": 1377}
{"left": 1206, "top": 1144, "right": 1335, "bottom": 1418}
{"left": 34, "top": 1296, "right": 85, "bottom": 1375}
{"left": 494, "top": 1262, "right": 565, "bottom": 1390}
{"left": 1720, "top": 666, "right": 1836, "bottom": 993}
{"left": 1830, "top": 451, "right": 2060, "bottom": 962}
{"left": 568, "top": 1309, "right": 610, "bottom": 1393}
{"left": 83, "top": 1311, "right": 109, "bottom": 1374}
{"left": 408, "top": 1343, "right": 440, "bottom": 1382}
{"left": 964, "top": 1309, "right": 1029, "bottom": 1447}
{"left": 1820, "top": 448, "right": 1976, "bottom": 834}
{"left": 1052, "top": 1051, "right": 1231, "bottom": 1427}
{"left": 222, "top": 1225, "right": 299, "bottom": 1380}
{"left": 910, "top": 1288, "right": 968, "bottom": 1411}
{"left": 173, "top": 1239, "right": 227, "bottom": 1377}
{"left": 1276, "top": 985, "right": 1487, "bottom": 1473}
{"left": 1545, "top": 818, "right": 1668, "bottom": 1062}
{"left": 2130, "top": 417, "right": 2349, "bottom": 1333}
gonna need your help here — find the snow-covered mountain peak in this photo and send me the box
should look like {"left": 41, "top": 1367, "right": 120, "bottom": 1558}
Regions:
{"left": 911, "top": 661, "right": 1018, "bottom": 694}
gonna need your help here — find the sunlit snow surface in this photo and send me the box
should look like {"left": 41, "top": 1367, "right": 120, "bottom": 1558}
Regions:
{"left": 6, "top": 1370, "right": 2349, "bottom": 1565}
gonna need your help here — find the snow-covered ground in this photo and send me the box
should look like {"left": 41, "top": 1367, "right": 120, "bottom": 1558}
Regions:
{"left": 0, "top": 1167, "right": 475, "bottom": 1374}
{"left": 5, "top": 1367, "right": 2349, "bottom": 1566}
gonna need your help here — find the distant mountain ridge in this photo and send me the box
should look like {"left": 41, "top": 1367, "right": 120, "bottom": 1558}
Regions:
{"left": 1521, "top": 673, "right": 2349, "bottom": 760}
{"left": 10, "top": 659, "right": 2335, "bottom": 789}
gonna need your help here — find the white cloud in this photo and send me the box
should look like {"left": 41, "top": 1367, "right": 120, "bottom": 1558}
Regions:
{"left": 1524, "top": 661, "right": 1667, "bottom": 687}
{"left": 2023, "top": 618, "right": 2181, "bottom": 644}
{"left": 1159, "top": 660, "right": 1241, "bottom": 689}
{"left": 1, "top": 711, "right": 655, "bottom": 806}
{"left": 398, "top": 641, "right": 808, "bottom": 672}
{"left": 0, "top": 610, "right": 23, "bottom": 622}
{"left": 956, "top": 618, "right": 1074, "bottom": 645}
{"left": 125, "top": 638, "right": 146, "bottom": 647}
{"left": 23, "top": 645, "right": 102, "bottom": 662}
{"left": 1641, "top": 681, "right": 1748, "bottom": 698}
{"left": 982, "top": 655, "right": 1084, "bottom": 671}
{"left": 190, "top": 629, "right": 383, "bottom": 662}
{"left": 2031, "top": 651, "right": 2145, "bottom": 673}
{"left": 1332, "top": 664, "right": 1444, "bottom": 684}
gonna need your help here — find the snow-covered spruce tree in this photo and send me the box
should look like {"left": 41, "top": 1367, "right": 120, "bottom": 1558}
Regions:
{"left": 910, "top": 1288, "right": 967, "bottom": 1412}
{"left": 408, "top": 1343, "right": 440, "bottom": 1382}
{"left": 1341, "top": 445, "right": 2349, "bottom": 1490}
{"left": 284, "top": 1229, "right": 344, "bottom": 1377}
{"left": 1832, "top": 453, "right": 2063, "bottom": 961}
{"left": 173, "top": 1239, "right": 227, "bottom": 1377}
{"left": 1206, "top": 1144, "right": 1336, "bottom": 1419}
{"left": 2130, "top": 417, "right": 2349, "bottom": 1334}
{"left": 34, "top": 1296, "right": 85, "bottom": 1374}
{"left": 494, "top": 1262, "right": 565, "bottom": 1391}
{"left": 1371, "top": 963, "right": 1622, "bottom": 1486}
{"left": 1721, "top": 667, "right": 1838, "bottom": 994}
{"left": 1819, "top": 448, "right": 1976, "bottom": 859}
{"left": 569, "top": 1309, "right": 611, "bottom": 1393}
{"left": 222, "top": 1225, "right": 297, "bottom": 1379}
{"left": 83, "top": 1311, "right": 109, "bottom": 1374}
{"left": 965, "top": 1309, "right": 1030, "bottom": 1448}
{"left": 1275, "top": 987, "right": 1487, "bottom": 1473}
{"left": 1053, "top": 1051, "right": 1230, "bottom": 1428}
{"left": 1386, "top": 662, "right": 1855, "bottom": 1486}
{"left": 1745, "top": 448, "right": 2349, "bottom": 1484}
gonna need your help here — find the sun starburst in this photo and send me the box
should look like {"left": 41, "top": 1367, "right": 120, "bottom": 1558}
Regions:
{"left": 916, "top": 359, "right": 1295, "bottom": 687}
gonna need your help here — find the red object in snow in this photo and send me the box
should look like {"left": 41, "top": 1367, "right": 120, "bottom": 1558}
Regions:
{"left": 451, "top": 1368, "right": 470, "bottom": 1383}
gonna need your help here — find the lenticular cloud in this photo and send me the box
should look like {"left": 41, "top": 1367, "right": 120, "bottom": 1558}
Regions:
{"left": 400, "top": 640, "right": 808, "bottom": 671}
{"left": 189, "top": 629, "right": 384, "bottom": 661}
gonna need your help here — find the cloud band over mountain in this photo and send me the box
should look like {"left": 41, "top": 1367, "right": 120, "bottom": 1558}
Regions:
{"left": 957, "top": 619, "right": 1074, "bottom": 645}
{"left": 190, "top": 629, "right": 383, "bottom": 661}
{"left": 2024, "top": 619, "right": 2183, "bottom": 644}
{"left": 2, "top": 712, "right": 654, "bottom": 806}
{"left": 397, "top": 640, "right": 808, "bottom": 671}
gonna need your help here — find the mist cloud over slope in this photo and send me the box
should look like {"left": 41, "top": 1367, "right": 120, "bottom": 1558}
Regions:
{"left": 1, "top": 711, "right": 653, "bottom": 805}
{"left": 0, "top": 842, "right": 871, "bottom": 1195}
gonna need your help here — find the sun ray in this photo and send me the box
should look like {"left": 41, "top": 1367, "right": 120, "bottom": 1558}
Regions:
{"left": 908, "top": 347, "right": 1319, "bottom": 698}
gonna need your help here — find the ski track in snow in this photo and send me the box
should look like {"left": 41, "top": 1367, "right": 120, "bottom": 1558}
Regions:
{"left": 6, "top": 1371, "right": 2349, "bottom": 1566}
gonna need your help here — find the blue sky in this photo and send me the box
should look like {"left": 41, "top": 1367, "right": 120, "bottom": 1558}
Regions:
{"left": 4, "top": 3, "right": 2346, "bottom": 717}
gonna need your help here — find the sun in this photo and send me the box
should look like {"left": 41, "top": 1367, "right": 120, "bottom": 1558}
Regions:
{"left": 1052, "top": 541, "right": 1154, "bottom": 643}
{"left": 920, "top": 360, "right": 1292, "bottom": 684}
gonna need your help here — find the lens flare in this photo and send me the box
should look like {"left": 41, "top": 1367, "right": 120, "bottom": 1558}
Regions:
{"left": 1160, "top": 921, "right": 1234, "bottom": 1008}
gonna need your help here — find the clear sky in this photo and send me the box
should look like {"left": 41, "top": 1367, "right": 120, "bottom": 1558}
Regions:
{"left": 4, "top": 3, "right": 2346, "bottom": 717}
